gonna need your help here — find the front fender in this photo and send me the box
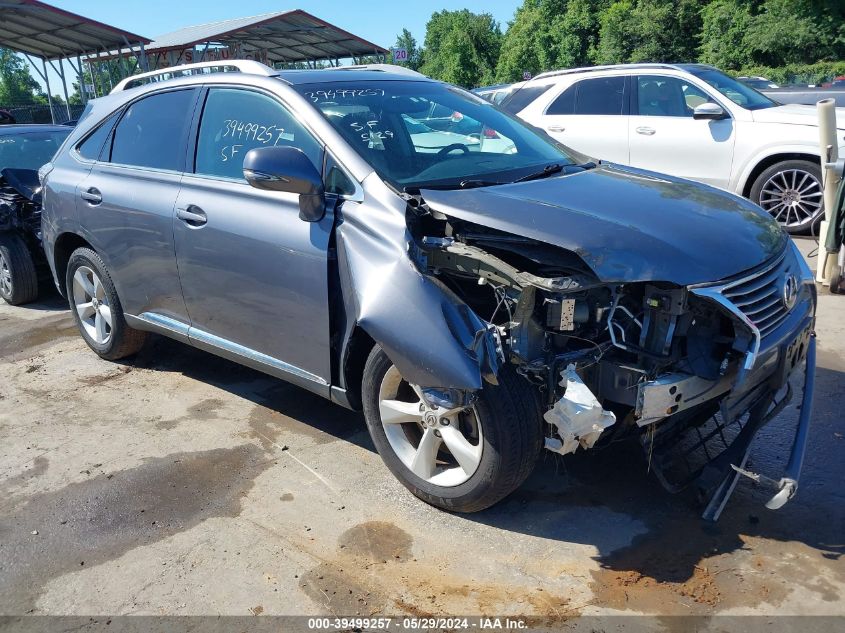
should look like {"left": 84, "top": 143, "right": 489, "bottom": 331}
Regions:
{"left": 335, "top": 181, "right": 499, "bottom": 392}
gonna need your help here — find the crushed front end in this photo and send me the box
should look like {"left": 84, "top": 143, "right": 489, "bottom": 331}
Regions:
{"left": 411, "top": 201, "right": 816, "bottom": 520}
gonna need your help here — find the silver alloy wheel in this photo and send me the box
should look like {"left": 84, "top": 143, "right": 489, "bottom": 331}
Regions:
{"left": 758, "top": 168, "right": 823, "bottom": 227}
{"left": 72, "top": 265, "right": 113, "bottom": 345}
{"left": 378, "top": 365, "right": 483, "bottom": 487}
{"left": 0, "top": 251, "right": 11, "bottom": 297}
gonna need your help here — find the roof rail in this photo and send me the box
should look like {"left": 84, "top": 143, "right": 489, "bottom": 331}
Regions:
{"left": 111, "top": 60, "right": 276, "bottom": 93}
{"left": 532, "top": 63, "right": 684, "bottom": 81}
{"left": 333, "top": 64, "right": 427, "bottom": 78}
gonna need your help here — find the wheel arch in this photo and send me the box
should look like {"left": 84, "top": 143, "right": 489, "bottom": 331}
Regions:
{"left": 741, "top": 152, "right": 821, "bottom": 198}
{"left": 52, "top": 232, "right": 94, "bottom": 297}
{"left": 337, "top": 325, "right": 376, "bottom": 410}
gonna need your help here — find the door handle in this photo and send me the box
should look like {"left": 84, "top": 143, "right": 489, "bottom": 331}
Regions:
{"left": 80, "top": 187, "right": 102, "bottom": 205}
{"left": 176, "top": 205, "right": 207, "bottom": 227}
{"left": 636, "top": 126, "right": 656, "bottom": 136}
{"left": 547, "top": 125, "right": 566, "bottom": 133}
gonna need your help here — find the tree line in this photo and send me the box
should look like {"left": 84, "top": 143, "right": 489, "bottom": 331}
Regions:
{"left": 395, "top": 0, "right": 845, "bottom": 88}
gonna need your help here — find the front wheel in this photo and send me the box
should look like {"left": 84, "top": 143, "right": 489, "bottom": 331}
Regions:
{"left": 361, "top": 346, "right": 543, "bottom": 512}
{"left": 750, "top": 160, "right": 824, "bottom": 234}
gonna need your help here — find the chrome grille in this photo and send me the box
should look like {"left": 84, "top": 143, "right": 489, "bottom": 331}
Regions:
{"left": 721, "top": 253, "right": 792, "bottom": 338}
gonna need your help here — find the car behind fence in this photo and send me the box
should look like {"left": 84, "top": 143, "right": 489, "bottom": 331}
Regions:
{"left": 0, "top": 104, "right": 86, "bottom": 125}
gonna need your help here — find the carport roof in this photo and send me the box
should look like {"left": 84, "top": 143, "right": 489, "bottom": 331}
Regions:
{"left": 143, "top": 10, "right": 387, "bottom": 62}
{"left": 0, "top": 0, "right": 150, "bottom": 60}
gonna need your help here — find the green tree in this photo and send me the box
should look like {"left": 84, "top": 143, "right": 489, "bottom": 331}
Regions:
{"left": 496, "top": 0, "right": 610, "bottom": 82}
{"left": 393, "top": 28, "right": 423, "bottom": 71}
{"left": 495, "top": 1, "right": 549, "bottom": 82}
{"left": 556, "top": 0, "right": 608, "bottom": 68}
{"left": 420, "top": 10, "right": 502, "bottom": 88}
{"left": 595, "top": 0, "right": 701, "bottom": 65}
{"left": 743, "top": 0, "right": 832, "bottom": 66}
{"left": 0, "top": 48, "right": 45, "bottom": 105}
{"left": 699, "top": 0, "right": 754, "bottom": 70}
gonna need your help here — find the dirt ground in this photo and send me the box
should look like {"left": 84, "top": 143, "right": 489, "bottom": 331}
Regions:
{"left": 0, "top": 237, "right": 842, "bottom": 622}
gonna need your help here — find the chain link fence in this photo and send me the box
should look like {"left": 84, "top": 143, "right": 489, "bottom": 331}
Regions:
{"left": 0, "top": 103, "right": 86, "bottom": 125}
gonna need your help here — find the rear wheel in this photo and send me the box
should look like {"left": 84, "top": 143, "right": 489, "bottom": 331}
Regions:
{"left": 0, "top": 233, "right": 38, "bottom": 305}
{"left": 751, "top": 160, "right": 824, "bottom": 234}
{"left": 361, "top": 345, "right": 542, "bottom": 512}
{"left": 66, "top": 247, "right": 146, "bottom": 360}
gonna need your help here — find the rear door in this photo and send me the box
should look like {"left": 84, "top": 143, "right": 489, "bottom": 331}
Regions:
{"left": 173, "top": 86, "right": 334, "bottom": 388}
{"left": 539, "top": 76, "right": 630, "bottom": 163}
{"left": 75, "top": 88, "right": 199, "bottom": 322}
{"left": 628, "top": 74, "right": 735, "bottom": 188}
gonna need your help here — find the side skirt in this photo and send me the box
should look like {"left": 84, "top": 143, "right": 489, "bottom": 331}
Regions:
{"left": 125, "top": 312, "right": 354, "bottom": 407}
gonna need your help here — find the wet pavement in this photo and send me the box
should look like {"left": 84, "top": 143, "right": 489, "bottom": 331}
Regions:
{"left": 0, "top": 237, "right": 842, "bottom": 620}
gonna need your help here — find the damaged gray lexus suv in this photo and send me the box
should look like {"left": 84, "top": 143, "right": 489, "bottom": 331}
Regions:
{"left": 40, "top": 62, "right": 816, "bottom": 519}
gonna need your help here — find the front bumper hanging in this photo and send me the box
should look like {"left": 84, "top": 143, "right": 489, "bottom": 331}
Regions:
{"left": 701, "top": 334, "right": 816, "bottom": 521}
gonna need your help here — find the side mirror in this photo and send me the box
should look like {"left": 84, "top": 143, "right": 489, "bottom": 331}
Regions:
{"left": 693, "top": 102, "right": 727, "bottom": 120}
{"left": 243, "top": 146, "right": 325, "bottom": 222}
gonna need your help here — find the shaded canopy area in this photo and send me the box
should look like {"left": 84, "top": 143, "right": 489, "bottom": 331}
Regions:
{"left": 0, "top": 0, "right": 150, "bottom": 119}
{"left": 133, "top": 10, "right": 388, "bottom": 68}
{"left": 0, "top": 0, "right": 149, "bottom": 60}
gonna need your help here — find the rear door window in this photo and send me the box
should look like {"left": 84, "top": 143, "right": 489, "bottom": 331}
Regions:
{"left": 573, "top": 77, "right": 627, "bottom": 115}
{"left": 194, "top": 88, "right": 322, "bottom": 181}
{"left": 546, "top": 85, "right": 576, "bottom": 115}
{"left": 109, "top": 89, "right": 197, "bottom": 171}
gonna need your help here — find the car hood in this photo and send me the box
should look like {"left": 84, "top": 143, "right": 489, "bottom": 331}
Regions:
{"left": 420, "top": 164, "right": 787, "bottom": 286}
{"left": 751, "top": 103, "right": 845, "bottom": 128}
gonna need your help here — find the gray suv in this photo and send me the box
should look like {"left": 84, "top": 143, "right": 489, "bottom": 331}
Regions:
{"left": 41, "top": 63, "right": 816, "bottom": 518}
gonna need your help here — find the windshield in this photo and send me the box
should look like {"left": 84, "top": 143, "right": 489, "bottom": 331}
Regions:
{"left": 295, "top": 81, "right": 576, "bottom": 190}
{"left": 0, "top": 129, "right": 70, "bottom": 172}
{"left": 687, "top": 68, "right": 777, "bottom": 110}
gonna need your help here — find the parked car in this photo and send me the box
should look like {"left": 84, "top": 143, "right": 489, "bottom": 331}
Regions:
{"left": 41, "top": 62, "right": 816, "bottom": 518}
{"left": 472, "top": 83, "right": 516, "bottom": 105}
{"left": 0, "top": 109, "right": 16, "bottom": 125}
{"left": 504, "top": 63, "right": 845, "bottom": 233}
{"left": 0, "top": 124, "right": 71, "bottom": 304}
{"left": 737, "top": 76, "right": 780, "bottom": 90}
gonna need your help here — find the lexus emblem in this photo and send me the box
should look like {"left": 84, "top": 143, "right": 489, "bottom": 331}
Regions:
{"left": 782, "top": 273, "right": 799, "bottom": 310}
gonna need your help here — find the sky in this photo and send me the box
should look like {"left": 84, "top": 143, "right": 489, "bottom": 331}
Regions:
{"left": 23, "top": 0, "right": 522, "bottom": 96}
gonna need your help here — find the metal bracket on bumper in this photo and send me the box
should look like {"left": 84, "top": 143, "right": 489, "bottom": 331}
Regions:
{"left": 701, "top": 333, "right": 816, "bottom": 521}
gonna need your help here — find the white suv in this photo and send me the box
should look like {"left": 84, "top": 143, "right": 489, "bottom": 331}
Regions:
{"left": 507, "top": 63, "right": 845, "bottom": 233}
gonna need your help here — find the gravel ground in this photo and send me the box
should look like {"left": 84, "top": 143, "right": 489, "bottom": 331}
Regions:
{"left": 0, "top": 237, "right": 842, "bottom": 623}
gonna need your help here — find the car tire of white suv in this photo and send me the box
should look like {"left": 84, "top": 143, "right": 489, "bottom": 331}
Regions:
{"left": 749, "top": 160, "right": 825, "bottom": 235}
{"left": 361, "top": 345, "right": 543, "bottom": 512}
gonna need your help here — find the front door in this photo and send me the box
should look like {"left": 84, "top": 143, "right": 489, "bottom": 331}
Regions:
{"left": 628, "top": 75, "right": 736, "bottom": 189}
{"left": 173, "top": 87, "right": 333, "bottom": 387}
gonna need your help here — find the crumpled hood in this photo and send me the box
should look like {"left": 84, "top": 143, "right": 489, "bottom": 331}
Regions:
{"left": 751, "top": 103, "right": 845, "bottom": 128}
{"left": 421, "top": 164, "right": 787, "bottom": 286}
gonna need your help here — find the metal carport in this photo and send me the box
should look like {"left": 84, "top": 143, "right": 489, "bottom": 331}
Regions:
{"left": 0, "top": 0, "right": 150, "bottom": 121}
{"left": 131, "top": 10, "right": 388, "bottom": 70}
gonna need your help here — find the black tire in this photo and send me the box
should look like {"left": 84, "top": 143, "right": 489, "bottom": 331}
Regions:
{"left": 362, "top": 345, "right": 543, "bottom": 513}
{"left": 0, "top": 232, "right": 38, "bottom": 305}
{"left": 750, "top": 160, "right": 824, "bottom": 235}
{"left": 65, "top": 247, "right": 146, "bottom": 360}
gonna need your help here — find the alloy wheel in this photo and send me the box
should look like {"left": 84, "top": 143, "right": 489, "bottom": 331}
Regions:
{"left": 378, "top": 365, "right": 483, "bottom": 487}
{"left": 0, "top": 251, "right": 11, "bottom": 297}
{"left": 72, "top": 265, "right": 112, "bottom": 345}
{"left": 758, "top": 168, "right": 823, "bottom": 228}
